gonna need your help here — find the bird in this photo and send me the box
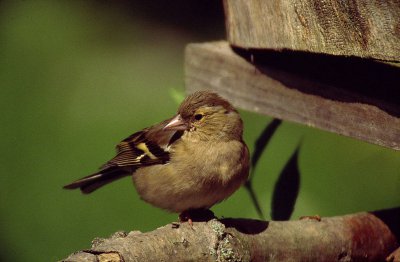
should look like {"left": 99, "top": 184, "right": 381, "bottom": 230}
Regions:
{"left": 64, "top": 90, "right": 250, "bottom": 222}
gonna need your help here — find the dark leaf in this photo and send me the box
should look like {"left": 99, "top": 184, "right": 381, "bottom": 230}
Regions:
{"left": 271, "top": 147, "right": 301, "bottom": 221}
{"left": 251, "top": 119, "right": 281, "bottom": 171}
{"left": 245, "top": 119, "right": 281, "bottom": 220}
{"left": 244, "top": 180, "right": 265, "bottom": 220}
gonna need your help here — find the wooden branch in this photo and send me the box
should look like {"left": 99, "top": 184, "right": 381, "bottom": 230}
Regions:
{"left": 62, "top": 210, "right": 398, "bottom": 261}
{"left": 184, "top": 41, "right": 400, "bottom": 150}
{"left": 387, "top": 247, "right": 400, "bottom": 262}
{"left": 223, "top": 0, "right": 400, "bottom": 61}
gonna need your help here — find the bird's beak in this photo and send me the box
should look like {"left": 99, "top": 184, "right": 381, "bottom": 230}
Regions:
{"left": 163, "top": 114, "right": 188, "bottom": 131}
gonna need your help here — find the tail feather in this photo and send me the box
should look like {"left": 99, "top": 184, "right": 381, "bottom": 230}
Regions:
{"left": 63, "top": 171, "right": 129, "bottom": 194}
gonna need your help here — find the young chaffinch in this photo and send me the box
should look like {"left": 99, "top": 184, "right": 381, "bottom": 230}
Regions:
{"left": 64, "top": 91, "right": 250, "bottom": 220}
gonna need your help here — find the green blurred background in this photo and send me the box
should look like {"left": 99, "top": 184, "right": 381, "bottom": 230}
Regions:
{"left": 0, "top": 1, "right": 399, "bottom": 261}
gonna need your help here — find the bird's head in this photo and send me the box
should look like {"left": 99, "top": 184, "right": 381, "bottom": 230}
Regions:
{"left": 163, "top": 91, "right": 243, "bottom": 141}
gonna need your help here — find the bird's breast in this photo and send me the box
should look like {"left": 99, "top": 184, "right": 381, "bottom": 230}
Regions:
{"left": 132, "top": 139, "right": 249, "bottom": 212}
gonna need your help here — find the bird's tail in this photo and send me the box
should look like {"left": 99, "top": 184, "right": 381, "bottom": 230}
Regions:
{"left": 63, "top": 170, "right": 129, "bottom": 194}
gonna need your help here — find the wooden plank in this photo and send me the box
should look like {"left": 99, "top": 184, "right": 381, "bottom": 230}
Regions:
{"left": 185, "top": 41, "right": 400, "bottom": 150}
{"left": 223, "top": 0, "right": 400, "bottom": 61}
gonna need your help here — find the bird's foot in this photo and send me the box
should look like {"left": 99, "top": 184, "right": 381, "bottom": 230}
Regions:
{"left": 178, "top": 209, "right": 216, "bottom": 226}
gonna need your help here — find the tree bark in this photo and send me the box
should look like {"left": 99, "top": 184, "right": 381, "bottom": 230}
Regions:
{"left": 62, "top": 209, "right": 399, "bottom": 262}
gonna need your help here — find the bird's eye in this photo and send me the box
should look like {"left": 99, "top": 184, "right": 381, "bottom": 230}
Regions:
{"left": 194, "top": 114, "right": 203, "bottom": 121}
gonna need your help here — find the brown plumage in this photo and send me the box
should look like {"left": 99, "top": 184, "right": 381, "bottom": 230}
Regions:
{"left": 64, "top": 91, "right": 250, "bottom": 214}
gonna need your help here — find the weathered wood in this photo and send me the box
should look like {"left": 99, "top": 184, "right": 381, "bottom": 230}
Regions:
{"left": 62, "top": 210, "right": 399, "bottom": 262}
{"left": 223, "top": 0, "right": 400, "bottom": 61}
{"left": 185, "top": 41, "right": 400, "bottom": 150}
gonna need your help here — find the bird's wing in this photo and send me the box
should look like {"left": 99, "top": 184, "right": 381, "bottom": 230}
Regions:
{"left": 64, "top": 120, "right": 184, "bottom": 193}
{"left": 99, "top": 130, "right": 169, "bottom": 171}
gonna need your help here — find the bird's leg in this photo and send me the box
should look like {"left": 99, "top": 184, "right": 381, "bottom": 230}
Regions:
{"left": 179, "top": 210, "right": 193, "bottom": 226}
{"left": 178, "top": 209, "right": 216, "bottom": 226}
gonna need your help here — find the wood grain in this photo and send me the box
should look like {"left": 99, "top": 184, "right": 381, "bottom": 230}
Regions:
{"left": 185, "top": 41, "right": 400, "bottom": 150}
{"left": 223, "top": 0, "right": 400, "bottom": 61}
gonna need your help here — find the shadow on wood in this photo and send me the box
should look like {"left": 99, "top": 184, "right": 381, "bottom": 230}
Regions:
{"left": 221, "top": 218, "right": 269, "bottom": 235}
{"left": 233, "top": 47, "right": 400, "bottom": 118}
{"left": 373, "top": 207, "right": 400, "bottom": 241}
